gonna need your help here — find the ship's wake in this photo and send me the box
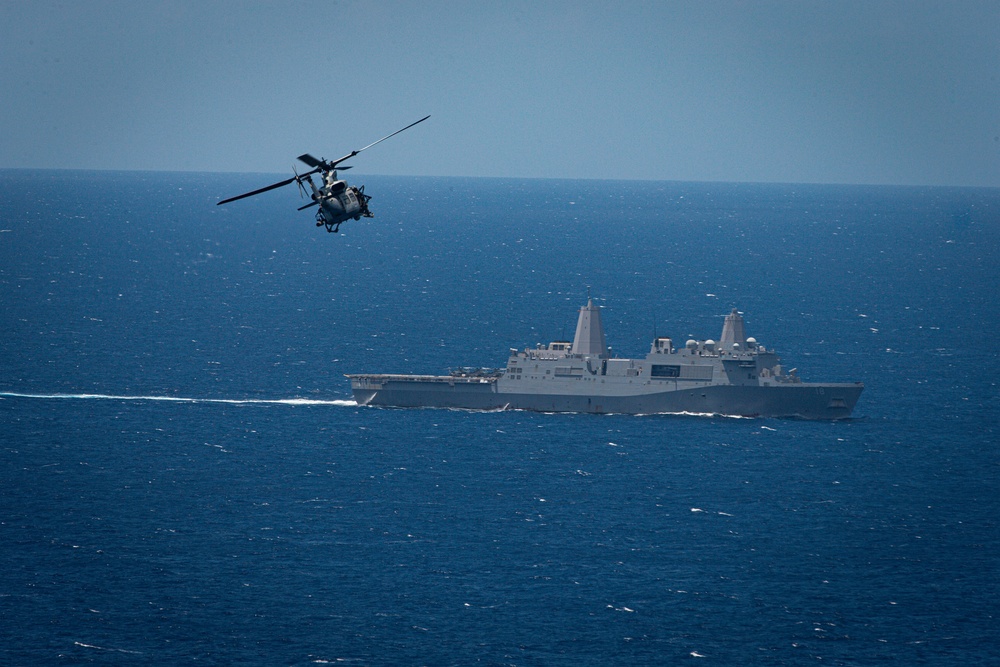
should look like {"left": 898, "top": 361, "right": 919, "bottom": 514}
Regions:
{"left": 0, "top": 391, "right": 357, "bottom": 407}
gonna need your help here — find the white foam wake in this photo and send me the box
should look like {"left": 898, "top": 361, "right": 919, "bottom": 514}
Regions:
{"left": 0, "top": 391, "right": 357, "bottom": 407}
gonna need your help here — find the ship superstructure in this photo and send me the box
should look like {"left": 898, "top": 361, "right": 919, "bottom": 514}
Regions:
{"left": 348, "top": 299, "right": 863, "bottom": 419}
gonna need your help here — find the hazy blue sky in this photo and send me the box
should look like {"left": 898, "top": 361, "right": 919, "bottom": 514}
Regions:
{"left": 2, "top": 1, "right": 998, "bottom": 186}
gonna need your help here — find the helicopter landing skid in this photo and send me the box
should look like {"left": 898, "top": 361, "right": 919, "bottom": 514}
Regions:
{"left": 316, "top": 216, "right": 340, "bottom": 233}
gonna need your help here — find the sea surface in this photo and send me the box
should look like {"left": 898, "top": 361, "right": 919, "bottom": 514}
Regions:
{"left": 1, "top": 170, "right": 998, "bottom": 664}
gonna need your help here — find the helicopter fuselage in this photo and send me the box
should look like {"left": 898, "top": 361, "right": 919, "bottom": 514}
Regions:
{"left": 309, "top": 175, "right": 371, "bottom": 233}
{"left": 214, "top": 115, "right": 427, "bottom": 235}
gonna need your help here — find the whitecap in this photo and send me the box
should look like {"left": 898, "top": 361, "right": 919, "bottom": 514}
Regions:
{"left": 0, "top": 391, "right": 357, "bottom": 407}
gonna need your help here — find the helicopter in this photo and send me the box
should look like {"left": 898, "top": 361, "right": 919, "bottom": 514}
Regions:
{"left": 217, "top": 115, "right": 429, "bottom": 233}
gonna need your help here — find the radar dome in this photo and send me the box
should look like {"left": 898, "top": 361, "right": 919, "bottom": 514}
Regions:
{"left": 686, "top": 339, "right": 697, "bottom": 349}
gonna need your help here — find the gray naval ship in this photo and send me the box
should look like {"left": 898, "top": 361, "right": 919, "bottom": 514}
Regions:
{"left": 348, "top": 299, "right": 864, "bottom": 419}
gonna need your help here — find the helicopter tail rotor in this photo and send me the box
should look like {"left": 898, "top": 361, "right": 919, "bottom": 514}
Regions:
{"left": 292, "top": 165, "right": 308, "bottom": 199}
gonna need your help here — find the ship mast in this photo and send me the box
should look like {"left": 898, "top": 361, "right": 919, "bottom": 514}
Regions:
{"left": 571, "top": 298, "right": 608, "bottom": 358}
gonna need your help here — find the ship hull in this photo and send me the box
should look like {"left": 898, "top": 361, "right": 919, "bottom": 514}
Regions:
{"left": 348, "top": 301, "right": 864, "bottom": 420}
{"left": 349, "top": 375, "right": 864, "bottom": 419}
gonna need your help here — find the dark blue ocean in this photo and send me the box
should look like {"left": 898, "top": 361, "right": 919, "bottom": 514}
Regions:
{"left": 1, "top": 170, "right": 997, "bottom": 665}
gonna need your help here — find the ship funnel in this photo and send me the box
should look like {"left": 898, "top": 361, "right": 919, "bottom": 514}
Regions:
{"left": 571, "top": 298, "right": 608, "bottom": 358}
{"left": 719, "top": 308, "right": 747, "bottom": 351}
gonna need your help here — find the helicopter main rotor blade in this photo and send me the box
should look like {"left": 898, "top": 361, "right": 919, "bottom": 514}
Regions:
{"left": 297, "top": 201, "right": 319, "bottom": 211}
{"left": 328, "top": 115, "right": 431, "bottom": 169}
{"left": 297, "top": 153, "right": 323, "bottom": 168}
{"left": 357, "top": 115, "right": 431, "bottom": 153}
{"left": 217, "top": 177, "right": 298, "bottom": 205}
